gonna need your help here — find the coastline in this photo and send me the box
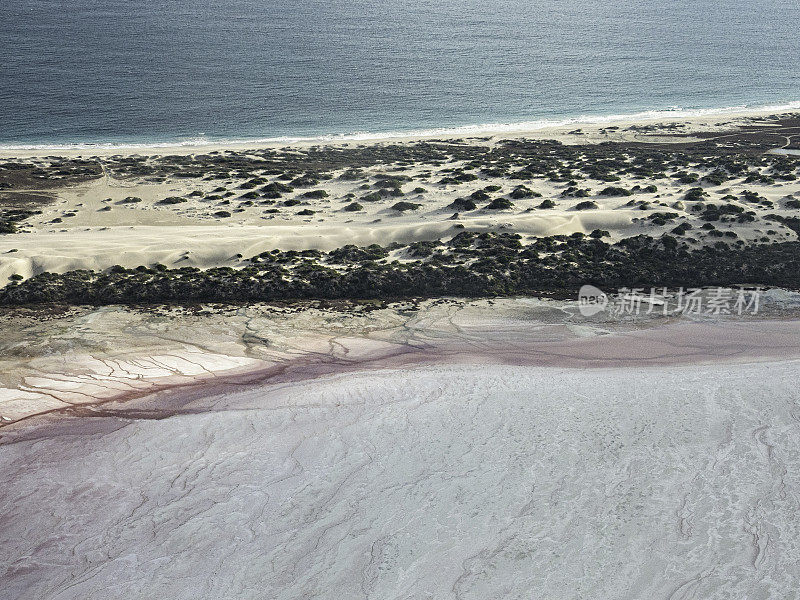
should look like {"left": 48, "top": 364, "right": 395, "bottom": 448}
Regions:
{"left": 1, "top": 103, "right": 798, "bottom": 159}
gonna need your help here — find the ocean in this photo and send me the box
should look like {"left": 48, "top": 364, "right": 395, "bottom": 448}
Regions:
{"left": 2, "top": 0, "right": 799, "bottom": 148}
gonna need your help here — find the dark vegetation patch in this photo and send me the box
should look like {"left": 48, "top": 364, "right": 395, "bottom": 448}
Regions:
{"left": 302, "top": 190, "right": 329, "bottom": 199}
{"left": 599, "top": 186, "right": 632, "bottom": 197}
{"left": 485, "top": 198, "right": 513, "bottom": 210}
{"left": 0, "top": 191, "right": 54, "bottom": 207}
{"left": 375, "top": 187, "right": 404, "bottom": 198}
{"left": 561, "top": 186, "right": 591, "bottom": 197}
{"left": 361, "top": 192, "right": 382, "bottom": 202}
{"left": 5, "top": 232, "right": 800, "bottom": 306}
{"left": 0, "top": 209, "right": 41, "bottom": 234}
{"left": 339, "top": 169, "right": 365, "bottom": 181}
{"left": 672, "top": 223, "right": 693, "bottom": 235}
{"left": 509, "top": 185, "right": 540, "bottom": 199}
{"left": 407, "top": 240, "right": 441, "bottom": 258}
{"left": 448, "top": 198, "right": 477, "bottom": 211}
{"left": 647, "top": 212, "right": 680, "bottom": 226}
{"left": 156, "top": 196, "right": 187, "bottom": 205}
{"left": 261, "top": 182, "right": 293, "bottom": 198}
{"left": 470, "top": 190, "right": 490, "bottom": 201}
{"left": 699, "top": 203, "right": 753, "bottom": 223}
{"left": 574, "top": 201, "right": 599, "bottom": 210}
{"left": 0, "top": 159, "right": 102, "bottom": 191}
{"left": 391, "top": 202, "right": 421, "bottom": 212}
{"left": 685, "top": 187, "right": 707, "bottom": 201}
{"left": 290, "top": 175, "right": 319, "bottom": 188}
{"left": 374, "top": 174, "right": 411, "bottom": 187}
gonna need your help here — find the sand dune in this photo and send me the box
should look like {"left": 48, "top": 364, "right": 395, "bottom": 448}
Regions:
{"left": 2, "top": 110, "right": 799, "bottom": 284}
{"left": 0, "top": 209, "right": 640, "bottom": 280}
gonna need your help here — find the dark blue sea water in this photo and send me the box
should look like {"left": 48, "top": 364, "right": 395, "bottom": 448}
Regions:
{"left": 2, "top": 0, "right": 799, "bottom": 148}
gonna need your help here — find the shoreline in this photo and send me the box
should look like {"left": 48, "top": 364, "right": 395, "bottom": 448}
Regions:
{"left": 1, "top": 103, "right": 798, "bottom": 159}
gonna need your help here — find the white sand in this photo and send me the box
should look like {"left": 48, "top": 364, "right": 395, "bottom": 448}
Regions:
{"left": 0, "top": 212, "right": 640, "bottom": 280}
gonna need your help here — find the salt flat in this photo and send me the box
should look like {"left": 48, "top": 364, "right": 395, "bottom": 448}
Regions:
{"left": 2, "top": 359, "right": 799, "bottom": 599}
